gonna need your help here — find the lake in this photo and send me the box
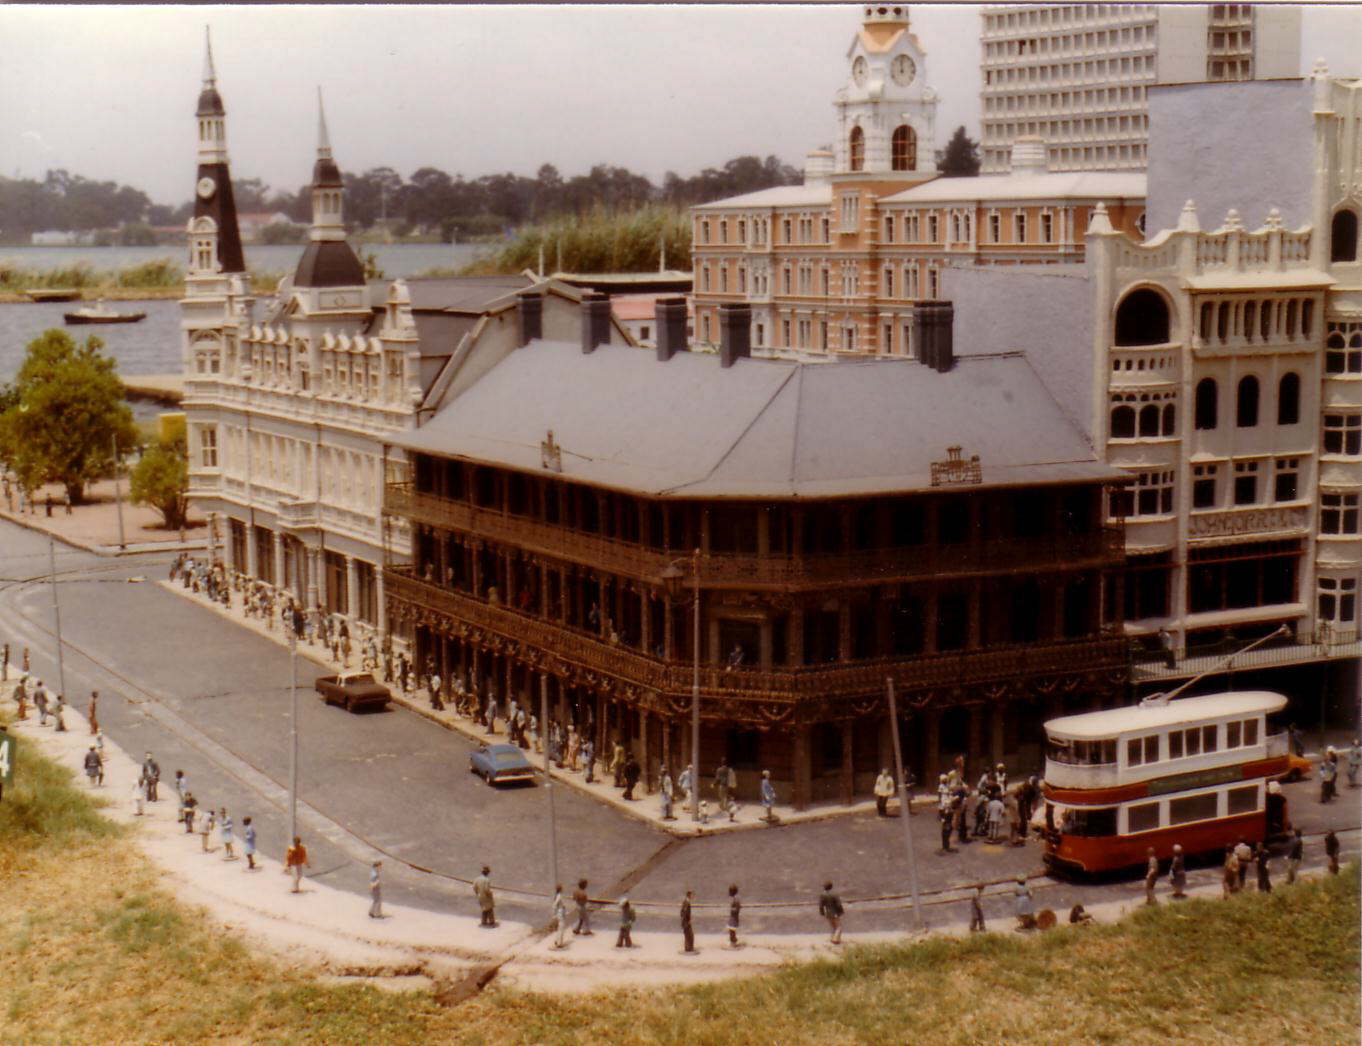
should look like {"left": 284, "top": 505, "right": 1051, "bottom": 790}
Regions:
{"left": 0, "top": 242, "right": 498, "bottom": 387}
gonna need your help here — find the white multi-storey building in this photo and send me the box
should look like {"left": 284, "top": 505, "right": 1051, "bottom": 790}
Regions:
{"left": 980, "top": 4, "right": 1302, "bottom": 173}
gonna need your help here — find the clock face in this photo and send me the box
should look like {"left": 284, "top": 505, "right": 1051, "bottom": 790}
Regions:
{"left": 197, "top": 176, "right": 216, "bottom": 200}
{"left": 852, "top": 56, "right": 868, "bottom": 86}
{"left": 892, "top": 54, "right": 916, "bottom": 86}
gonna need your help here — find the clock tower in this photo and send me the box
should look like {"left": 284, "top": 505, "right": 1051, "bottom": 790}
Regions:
{"left": 189, "top": 27, "right": 245, "bottom": 276}
{"left": 834, "top": 5, "right": 938, "bottom": 176}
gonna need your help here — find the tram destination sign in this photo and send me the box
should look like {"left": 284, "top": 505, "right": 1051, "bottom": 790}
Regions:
{"left": 1147, "top": 765, "right": 1240, "bottom": 797}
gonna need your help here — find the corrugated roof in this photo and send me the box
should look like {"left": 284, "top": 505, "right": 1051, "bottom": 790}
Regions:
{"left": 404, "top": 275, "right": 533, "bottom": 312}
{"left": 693, "top": 184, "right": 834, "bottom": 211}
{"left": 883, "top": 171, "right": 1147, "bottom": 204}
{"left": 392, "top": 341, "right": 1119, "bottom": 498}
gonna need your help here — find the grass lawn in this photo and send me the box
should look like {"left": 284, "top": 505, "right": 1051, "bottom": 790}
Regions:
{"left": 2, "top": 725, "right": 1358, "bottom": 1045}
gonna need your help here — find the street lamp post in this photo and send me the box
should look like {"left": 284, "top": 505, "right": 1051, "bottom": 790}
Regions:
{"left": 541, "top": 672, "right": 559, "bottom": 892}
{"left": 48, "top": 536, "right": 67, "bottom": 699}
{"left": 886, "top": 678, "right": 924, "bottom": 932}
{"left": 662, "top": 549, "right": 702, "bottom": 821}
{"left": 288, "top": 625, "right": 299, "bottom": 845}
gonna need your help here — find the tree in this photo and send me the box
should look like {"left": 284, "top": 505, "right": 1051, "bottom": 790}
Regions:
{"left": 130, "top": 438, "right": 188, "bottom": 530}
{"left": 940, "top": 126, "right": 981, "bottom": 177}
{"left": 0, "top": 329, "right": 137, "bottom": 503}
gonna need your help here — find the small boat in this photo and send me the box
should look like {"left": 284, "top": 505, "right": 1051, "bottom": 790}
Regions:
{"left": 64, "top": 300, "right": 145, "bottom": 325}
{"left": 25, "top": 288, "right": 82, "bottom": 303}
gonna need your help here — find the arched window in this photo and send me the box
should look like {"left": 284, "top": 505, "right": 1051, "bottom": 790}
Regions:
{"left": 1113, "top": 288, "right": 1170, "bottom": 346}
{"left": 1331, "top": 209, "right": 1359, "bottom": 263}
{"left": 1162, "top": 402, "right": 1176, "bottom": 436}
{"left": 1236, "top": 375, "right": 1259, "bottom": 427}
{"left": 1110, "top": 405, "right": 1135, "bottom": 439}
{"left": 1138, "top": 404, "right": 1161, "bottom": 437}
{"left": 891, "top": 125, "right": 917, "bottom": 171}
{"left": 849, "top": 126, "right": 865, "bottom": 172}
{"left": 1278, "top": 372, "right": 1300, "bottom": 425}
{"left": 1195, "top": 378, "right": 1218, "bottom": 430}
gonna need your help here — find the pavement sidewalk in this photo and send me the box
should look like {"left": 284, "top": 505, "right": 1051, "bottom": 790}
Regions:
{"left": 0, "top": 478, "right": 208, "bottom": 557}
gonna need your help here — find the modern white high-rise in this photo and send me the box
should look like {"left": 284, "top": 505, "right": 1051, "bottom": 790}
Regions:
{"left": 979, "top": 4, "right": 1302, "bottom": 174}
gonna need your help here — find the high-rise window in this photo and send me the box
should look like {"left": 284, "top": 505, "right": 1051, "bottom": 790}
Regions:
{"left": 849, "top": 126, "right": 865, "bottom": 171}
{"left": 891, "top": 125, "right": 917, "bottom": 171}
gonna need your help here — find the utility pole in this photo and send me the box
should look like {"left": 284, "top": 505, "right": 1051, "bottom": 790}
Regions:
{"left": 541, "top": 672, "right": 559, "bottom": 892}
{"left": 691, "top": 548, "right": 701, "bottom": 822}
{"left": 48, "top": 536, "right": 67, "bottom": 699}
{"left": 112, "top": 433, "right": 126, "bottom": 551}
{"left": 886, "top": 678, "right": 924, "bottom": 932}
{"left": 288, "top": 627, "right": 299, "bottom": 845}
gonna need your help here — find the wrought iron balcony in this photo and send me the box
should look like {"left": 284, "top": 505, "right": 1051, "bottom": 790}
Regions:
{"left": 385, "top": 483, "right": 1123, "bottom": 592}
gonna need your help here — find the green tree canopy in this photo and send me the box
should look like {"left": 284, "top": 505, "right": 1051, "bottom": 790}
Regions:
{"left": 940, "top": 126, "right": 981, "bottom": 177}
{"left": 0, "top": 329, "right": 137, "bottom": 502}
{"left": 129, "top": 438, "right": 188, "bottom": 530}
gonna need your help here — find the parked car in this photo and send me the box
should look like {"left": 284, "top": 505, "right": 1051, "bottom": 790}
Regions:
{"left": 315, "top": 672, "right": 390, "bottom": 713}
{"left": 1276, "top": 752, "right": 1315, "bottom": 782}
{"left": 470, "top": 743, "right": 537, "bottom": 786}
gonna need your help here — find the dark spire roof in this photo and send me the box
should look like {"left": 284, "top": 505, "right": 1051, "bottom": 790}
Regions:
{"left": 313, "top": 89, "right": 343, "bottom": 188}
{"left": 294, "top": 241, "right": 366, "bottom": 288}
{"left": 196, "top": 27, "right": 225, "bottom": 117}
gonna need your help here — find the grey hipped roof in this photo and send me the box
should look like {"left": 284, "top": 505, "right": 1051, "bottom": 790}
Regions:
{"left": 392, "top": 343, "right": 1121, "bottom": 499}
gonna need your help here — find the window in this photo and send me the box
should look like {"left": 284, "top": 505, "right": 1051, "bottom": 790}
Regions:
{"left": 781, "top": 319, "right": 791, "bottom": 347}
{"left": 1169, "top": 791, "right": 1219, "bottom": 825}
{"left": 1202, "top": 724, "right": 1218, "bottom": 753}
{"left": 1138, "top": 403, "right": 1161, "bottom": 437}
{"left": 1058, "top": 805, "right": 1117, "bottom": 837}
{"left": 1168, "top": 730, "right": 1183, "bottom": 760}
{"left": 1277, "top": 373, "right": 1300, "bottom": 425}
{"left": 891, "top": 125, "right": 917, "bottom": 171}
{"left": 1268, "top": 457, "right": 1300, "bottom": 502}
{"left": 1244, "top": 718, "right": 1259, "bottom": 746}
{"left": 1127, "top": 802, "right": 1160, "bottom": 834}
{"left": 989, "top": 213, "right": 1001, "bottom": 243}
{"left": 1331, "top": 208, "right": 1359, "bottom": 263}
{"left": 884, "top": 266, "right": 895, "bottom": 298}
{"left": 1127, "top": 734, "right": 1158, "bottom": 766}
{"left": 1195, "top": 378, "right": 1218, "bottom": 430}
{"left": 928, "top": 214, "right": 939, "bottom": 242}
{"left": 783, "top": 218, "right": 792, "bottom": 243}
{"left": 1115, "top": 470, "right": 1174, "bottom": 517}
{"left": 1192, "top": 464, "right": 1218, "bottom": 508}
{"left": 700, "top": 221, "right": 710, "bottom": 245}
{"left": 1015, "top": 212, "right": 1027, "bottom": 243}
{"left": 849, "top": 126, "right": 865, "bottom": 171}
{"left": 1233, "top": 461, "right": 1259, "bottom": 505}
{"left": 1227, "top": 720, "right": 1241, "bottom": 749}
{"left": 1327, "top": 322, "right": 1362, "bottom": 374}
{"left": 1226, "top": 785, "right": 1258, "bottom": 816}
{"left": 1324, "top": 413, "right": 1362, "bottom": 455}
{"left": 199, "top": 427, "right": 218, "bottom": 469}
{"left": 1236, "top": 375, "right": 1259, "bottom": 427}
{"left": 1110, "top": 404, "right": 1135, "bottom": 439}
{"left": 1321, "top": 493, "right": 1360, "bottom": 534}
{"left": 719, "top": 220, "right": 728, "bottom": 244}
{"left": 1114, "top": 289, "right": 1170, "bottom": 346}
{"left": 1042, "top": 212, "right": 1054, "bottom": 243}
{"left": 884, "top": 215, "right": 895, "bottom": 243}
{"left": 719, "top": 266, "right": 727, "bottom": 293}
{"left": 701, "top": 266, "right": 710, "bottom": 292}
{"left": 1319, "top": 576, "right": 1358, "bottom": 623}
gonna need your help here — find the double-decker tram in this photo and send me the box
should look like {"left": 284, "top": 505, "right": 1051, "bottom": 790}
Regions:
{"left": 1042, "top": 690, "right": 1293, "bottom": 875}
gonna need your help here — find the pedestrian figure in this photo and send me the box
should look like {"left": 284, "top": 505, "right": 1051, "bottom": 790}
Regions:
{"left": 726, "top": 883, "right": 742, "bottom": 947}
{"left": 1222, "top": 846, "right": 1239, "bottom": 897}
{"left": 485, "top": 692, "right": 499, "bottom": 735}
{"left": 14, "top": 676, "right": 27, "bottom": 720}
{"left": 610, "top": 742, "right": 626, "bottom": 787}
{"left": 53, "top": 693, "right": 67, "bottom": 732}
{"left": 938, "top": 804, "right": 955, "bottom": 854}
{"left": 873, "top": 768, "right": 895, "bottom": 817}
{"left": 84, "top": 746, "right": 102, "bottom": 787}
{"left": 660, "top": 769, "right": 675, "bottom": 820}
{"left": 1349, "top": 741, "right": 1362, "bottom": 788}
{"left": 33, "top": 679, "right": 48, "bottom": 726}
{"left": 1325, "top": 830, "right": 1340, "bottom": 875}
{"left": 1234, "top": 836, "right": 1252, "bottom": 890}
{"left": 1255, "top": 843, "right": 1271, "bottom": 893}
{"left": 87, "top": 690, "right": 98, "bottom": 735}
{"left": 818, "top": 881, "right": 844, "bottom": 944}
{"left": 573, "top": 879, "right": 593, "bottom": 935}
{"left": 712, "top": 759, "right": 732, "bottom": 814}
{"left": 528, "top": 714, "right": 540, "bottom": 754}
{"left": 760, "top": 770, "right": 776, "bottom": 823}
{"left": 678, "top": 764, "right": 694, "bottom": 807}
{"left": 1005, "top": 792, "right": 1023, "bottom": 846}
{"left": 623, "top": 753, "right": 641, "bottom": 801}
{"left": 680, "top": 889, "right": 697, "bottom": 954}
{"left": 183, "top": 792, "right": 198, "bottom": 833}
{"left": 1144, "top": 847, "right": 1159, "bottom": 905}
{"left": 1014, "top": 875, "right": 1036, "bottom": 930}
{"left": 243, "top": 817, "right": 257, "bottom": 870}
{"left": 22, "top": 647, "right": 30, "bottom": 674}
{"left": 1286, "top": 828, "right": 1303, "bottom": 884}
{"left": 1158, "top": 625, "right": 1176, "bottom": 668}
{"left": 552, "top": 885, "right": 569, "bottom": 948}
{"left": 367, "top": 861, "right": 383, "bottom": 918}
{"left": 937, "top": 773, "right": 951, "bottom": 812}
{"left": 566, "top": 725, "right": 580, "bottom": 771}
{"left": 142, "top": 752, "right": 160, "bottom": 801}
{"left": 1170, "top": 844, "right": 1187, "bottom": 898}
{"left": 1069, "top": 903, "right": 1093, "bottom": 925}
{"left": 429, "top": 672, "right": 443, "bottom": 711}
{"left": 1288, "top": 722, "right": 1304, "bottom": 757}
{"left": 995, "top": 763, "right": 1008, "bottom": 795}
{"left": 474, "top": 865, "right": 497, "bottom": 927}
{"left": 220, "top": 809, "right": 235, "bottom": 860}
{"left": 987, "top": 794, "right": 1005, "bottom": 843}
{"left": 902, "top": 767, "right": 917, "bottom": 815}
{"left": 1321, "top": 748, "right": 1339, "bottom": 803}
{"left": 285, "top": 837, "right": 311, "bottom": 892}
{"left": 199, "top": 807, "right": 215, "bottom": 852}
{"left": 969, "top": 885, "right": 986, "bottom": 932}
{"left": 616, "top": 897, "right": 636, "bottom": 949}
{"left": 130, "top": 774, "right": 145, "bottom": 816}
{"left": 174, "top": 771, "right": 187, "bottom": 821}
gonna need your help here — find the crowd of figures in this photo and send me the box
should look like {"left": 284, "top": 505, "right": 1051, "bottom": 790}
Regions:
{"left": 933, "top": 757, "right": 1039, "bottom": 854}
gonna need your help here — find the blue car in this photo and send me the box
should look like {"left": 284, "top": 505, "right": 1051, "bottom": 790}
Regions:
{"left": 469, "top": 743, "right": 537, "bottom": 787}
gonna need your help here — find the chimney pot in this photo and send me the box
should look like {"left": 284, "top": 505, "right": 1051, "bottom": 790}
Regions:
{"left": 718, "top": 302, "right": 752, "bottom": 368}
{"left": 516, "top": 293, "right": 543, "bottom": 348}
{"left": 655, "top": 297, "right": 688, "bottom": 361}
{"left": 581, "top": 292, "right": 611, "bottom": 354}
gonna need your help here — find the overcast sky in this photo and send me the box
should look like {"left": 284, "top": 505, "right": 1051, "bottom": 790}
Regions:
{"left": 2, "top": 4, "right": 1358, "bottom": 207}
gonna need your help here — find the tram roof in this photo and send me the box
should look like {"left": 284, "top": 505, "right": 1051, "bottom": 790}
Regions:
{"left": 1045, "top": 691, "right": 1288, "bottom": 740}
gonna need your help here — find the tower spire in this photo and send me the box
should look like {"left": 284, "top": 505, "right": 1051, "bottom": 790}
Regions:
{"left": 202, "top": 26, "right": 216, "bottom": 87}
{"left": 317, "top": 86, "right": 332, "bottom": 160}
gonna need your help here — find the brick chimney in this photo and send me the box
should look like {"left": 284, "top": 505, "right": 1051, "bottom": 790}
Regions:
{"left": 516, "top": 293, "right": 542, "bottom": 348}
{"left": 916, "top": 301, "right": 955, "bottom": 373}
{"left": 718, "top": 302, "right": 751, "bottom": 368}
{"left": 655, "top": 296, "right": 688, "bottom": 361}
{"left": 581, "top": 292, "right": 611, "bottom": 354}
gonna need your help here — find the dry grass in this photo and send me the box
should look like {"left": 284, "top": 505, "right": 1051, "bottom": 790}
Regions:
{"left": 2, "top": 725, "right": 1357, "bottom": 1044}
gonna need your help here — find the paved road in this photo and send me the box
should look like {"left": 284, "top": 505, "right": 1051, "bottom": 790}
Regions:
{"left": 3, "top": 519, "right": 1358, "bottom": 935}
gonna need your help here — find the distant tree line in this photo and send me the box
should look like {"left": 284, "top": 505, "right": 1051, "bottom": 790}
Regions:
{"left": 0, "top": 154, "right": 802, "bottom": 244}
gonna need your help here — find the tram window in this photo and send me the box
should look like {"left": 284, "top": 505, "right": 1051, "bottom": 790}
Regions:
{"left": 1127, "top": 802, "right": 1160, "bottom": 833}
{"left": 1227, "top": 721, "right": 1241, "bottom": 748}
{"left": 1169, "top": 791, "right": 1219, "bottom": 825}
{"left": 1060, "top": 806, "right": 1118, "bottom": 836}
{"left": 1168, "top": 731, "right": 1183, "bottom": 759}
{"left": 1185, "top": 728, "right": 1201, "bottom": 756}
{"left": 1101, "top": 739, "right": 1116, "bottom": 764}
{"left": 1127, "top": 734, "right": 1158, "bottom": 766}
{"left": 1244, "top": 719, "right": 1258, "bottom": 746}
{"left": 1227, "top": 785, "right": 1258, "bottom": 816}
{"left": 1202, "top": 725, "right": 1217, "bottom": 753}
